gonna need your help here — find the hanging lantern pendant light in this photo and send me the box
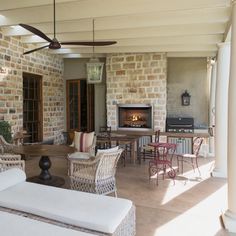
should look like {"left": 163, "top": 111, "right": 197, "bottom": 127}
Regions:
{"left": 86, "top": 19, "right": 104, "bottom": 83}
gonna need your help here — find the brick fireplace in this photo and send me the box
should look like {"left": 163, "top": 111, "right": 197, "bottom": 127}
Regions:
{"left": 106, "top": 52, "right": 167, "bottom": 132}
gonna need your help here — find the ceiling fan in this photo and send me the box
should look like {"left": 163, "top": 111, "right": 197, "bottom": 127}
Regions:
{"left": 19, "top": 0, "right": 117, "bottom": 55}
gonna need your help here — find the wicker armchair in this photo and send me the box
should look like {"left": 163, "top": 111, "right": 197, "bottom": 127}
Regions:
{"left": 69, "top": 148, "right": 123, "bottom": 197}
{"left": 0, "top": 154, "right": 25, "bottom": 172}
{"left": 0, "top": 135, "right": 16, "bottom": 154}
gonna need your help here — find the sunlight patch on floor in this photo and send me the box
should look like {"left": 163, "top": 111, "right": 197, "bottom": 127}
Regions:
{"left": 161, "top": 161, "right": 215, "bottom": 205}
{"left": 155, "top": 183, "right": 227, "bottom": 236}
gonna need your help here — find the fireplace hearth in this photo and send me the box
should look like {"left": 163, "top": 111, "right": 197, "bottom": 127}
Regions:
{"left": 117, "top": 104, "right": 153, "bottom": 131}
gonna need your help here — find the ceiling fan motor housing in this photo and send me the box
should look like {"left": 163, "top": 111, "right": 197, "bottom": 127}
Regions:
{"left": 49, "top": 38, "right": 61, "bottom": 49}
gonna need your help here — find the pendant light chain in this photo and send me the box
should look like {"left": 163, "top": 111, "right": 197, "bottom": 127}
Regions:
{"left": 53, "top": 0, "right": 56, "bottom": 39}
{"left": 92, "top": 19, "right": 95, "bottom": 56}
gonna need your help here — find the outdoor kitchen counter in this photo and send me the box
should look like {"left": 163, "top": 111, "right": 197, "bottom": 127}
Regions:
{"left": 113, "top": 130, "right": 210, "bottom": 162}
{"left": 113, "top": 130, "right": 210, "bottom": 138}
{"left": 160, "top": 132, "right": 209, "bottom": 138}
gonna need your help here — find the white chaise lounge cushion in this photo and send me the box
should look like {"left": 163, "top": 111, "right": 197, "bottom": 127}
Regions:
{"left": 0, "top": 168, "right": 26, "bottom": 191}
{"left": 0, "top": 170, "right": 133, "bottom": 234}
{"left": 0, "top": 211, "right": 95, "bottom": 236}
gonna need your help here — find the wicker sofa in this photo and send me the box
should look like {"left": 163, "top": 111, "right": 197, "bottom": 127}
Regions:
{"left": 0, "top": 169, "right": 136, "bottom": 236}
{"left": 0, "top": 211, "right": 95, "bottom": 236}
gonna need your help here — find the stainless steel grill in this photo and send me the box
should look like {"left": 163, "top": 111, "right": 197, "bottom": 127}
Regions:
{"left": 166, "top": 117, "right": 194, "bottom": 133}
{"left": 166, "top": 117, "right": 194, "bottom": 154}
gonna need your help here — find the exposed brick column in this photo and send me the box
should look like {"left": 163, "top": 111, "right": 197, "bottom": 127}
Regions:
{"left": 106, "top": 53, "right": 167, "bottom": 132}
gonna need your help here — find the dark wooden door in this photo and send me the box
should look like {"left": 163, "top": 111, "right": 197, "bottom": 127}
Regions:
{"left": 23, "top": 73, "right": 43, "bottom": 142}
{"left": 66, "top": 79, "right": 94, "bottom": 136}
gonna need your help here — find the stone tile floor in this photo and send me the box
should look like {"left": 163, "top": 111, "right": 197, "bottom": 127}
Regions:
{"left": 25, "top": 154, "right": 235, "bottom": 236}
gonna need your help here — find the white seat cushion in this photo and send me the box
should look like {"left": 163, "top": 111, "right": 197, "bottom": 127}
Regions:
{"left": 0, "top": 211, "right": 95, "bottom": 236}
{"left": 96, "top": 146, "right": 119, "bottom": 155}
{"left": 183, "top": 154, "right": 197, "bottom": 158}
{"left": 0, "top": 182, "right": 132, "bottom": 234}
{"left": 68, "top": 152, "right": 91, "bottom": 160}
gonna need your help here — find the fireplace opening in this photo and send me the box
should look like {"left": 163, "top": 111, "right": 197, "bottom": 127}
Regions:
{"left": 117, "top": 104, "right": 153, "bottom": 131}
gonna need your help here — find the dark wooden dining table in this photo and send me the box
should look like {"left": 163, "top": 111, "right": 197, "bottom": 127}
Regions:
{"left": 96, "top": 132, "right": 141, "bottom": 164}
{"left": 13, "top": 144, "right": 76, "bottom": 187}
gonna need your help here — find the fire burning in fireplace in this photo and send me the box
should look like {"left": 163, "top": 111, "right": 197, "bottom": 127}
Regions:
{"left": 117, "top": 104, "right": 153, "bottom": 131}
{"left": 132, "top": 115, "right": 139, "bottom": 121}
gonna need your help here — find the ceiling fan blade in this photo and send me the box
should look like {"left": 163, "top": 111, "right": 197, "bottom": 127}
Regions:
{"left": 19, "top": 24, "right": 53, "bottom": 43}
{"left": 23, "top": 45, "right": 49, "bottom": 55}
{"left": 61, "top": 41, "right": 117, "bottom": 46}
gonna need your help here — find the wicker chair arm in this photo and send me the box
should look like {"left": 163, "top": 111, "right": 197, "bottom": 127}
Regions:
{"left": 0, "top": 154, "right": 22, "bottom": 161}
{"left": 0, "top": 160, "right": 25, "bottom": 171}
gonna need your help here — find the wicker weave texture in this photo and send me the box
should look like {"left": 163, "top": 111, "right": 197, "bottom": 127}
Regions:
{"left": 0, "top": 205, "right": 136, "bottom": 236}
{"left": 0, "top": 153, "right": 25, "bottom": 172}
{"left": 70, "top": 149, "right": 123, "bottom": 196}
{"left": 0, "top": 135, "right": 16, "bottom": 154}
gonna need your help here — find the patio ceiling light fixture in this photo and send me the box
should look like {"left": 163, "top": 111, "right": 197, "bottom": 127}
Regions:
{"left": 86, "top": 19, "right": 104, "bottom": 84}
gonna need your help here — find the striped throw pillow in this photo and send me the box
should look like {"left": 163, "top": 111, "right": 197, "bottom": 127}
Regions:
{"left": 73, "top": 131, "right": 94, "bottom": 152}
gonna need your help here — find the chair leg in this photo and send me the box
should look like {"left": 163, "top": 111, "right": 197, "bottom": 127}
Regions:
{"left": 114, "top": 190, "right": 117, "bottom": 198}
{"left": 195, "top": 158, "right": 201, "bottom": 176}
{"left": 191, "top": 158, "right": 195, "bottom": 172}
{"left": 178, "top": 156, "right": 184, "bottom": 174}
{"left": 149, "top": 163, "right": 158, "bottom": 185}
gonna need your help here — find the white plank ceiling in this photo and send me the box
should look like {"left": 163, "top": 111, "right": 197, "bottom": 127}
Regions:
{"left": 0, "top": 0, "right": 232, "bottom": 57}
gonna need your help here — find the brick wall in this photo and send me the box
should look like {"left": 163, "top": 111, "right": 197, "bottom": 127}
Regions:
{"left": 0, "top": 29, "right": 64, "bottom": 139}
{"left": 106, "top": 53, "right": 167, "bottom": 131}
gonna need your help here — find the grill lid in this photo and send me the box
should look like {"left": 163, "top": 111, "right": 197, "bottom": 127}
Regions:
{"left": 166, "top": 117, "right": 194, "bottom": 127}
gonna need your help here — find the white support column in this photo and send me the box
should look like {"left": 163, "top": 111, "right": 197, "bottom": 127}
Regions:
{"left": 212, "top": 42, "right": 230, "bottom": 178}
{"left": 208, "top": 60, "right": 217, "bottom": 156}
{"left": 222, "top": 1, "right": 236, "bottom": 232}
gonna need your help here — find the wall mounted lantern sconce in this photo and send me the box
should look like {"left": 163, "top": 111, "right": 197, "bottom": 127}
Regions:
{"left": 181, "top": 90, "right": 191, "bottom": 106}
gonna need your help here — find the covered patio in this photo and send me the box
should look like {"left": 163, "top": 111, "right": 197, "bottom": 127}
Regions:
{"left": 0, "top": 0, "right": 236, "bottom": 235}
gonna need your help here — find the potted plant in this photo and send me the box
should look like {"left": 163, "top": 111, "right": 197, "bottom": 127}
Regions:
{"left": 0, "top": 120, "right": 12, "bottom": 143}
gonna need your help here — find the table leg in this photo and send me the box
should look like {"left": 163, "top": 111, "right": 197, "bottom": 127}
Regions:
{"left": 27, "top": 155, "right": 65, "bottom": 187}
{"left": 136, "top": 138, "right": 141, "bottom": 164}
{"left": 130, "top": 141, "right": 135, "bottom": 164}
{"left": 39, "top": 156, "right": 52, "bottom": 180}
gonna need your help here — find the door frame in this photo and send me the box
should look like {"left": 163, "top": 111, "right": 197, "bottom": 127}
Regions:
{"left": 23, "top": 72, "right": 43, "bottom": 142}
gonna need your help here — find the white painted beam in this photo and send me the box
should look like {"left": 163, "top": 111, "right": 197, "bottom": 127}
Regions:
{"left": 0, "top": 0, "right": 78, "bottom": 11}
{"left": 0, "top": 0, "right": 231, "bottom": 26}
{"left": 43, "top": 44, "right": 217, "bottom": 54}
{"left": 167, "top": 52, "right": 217, "bottom": 57}
{"left": 21, "top": 35, "right": 223, "bottom": 47}
{"left": 1, "top": 7, "right": 230, "bottom": 35}
{"left": 20, "top": 24, "right": 225, "bottom": 43}
{"left": 62, "top": 53, "right": 106, "bottom": 58}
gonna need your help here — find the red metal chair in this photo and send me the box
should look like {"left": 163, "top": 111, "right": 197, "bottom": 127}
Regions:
{"left": 148, "top": 143, "right": 176, "bottom": 185}
{"left": 176, "top": 137, "right": 204, "bottom": 175}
